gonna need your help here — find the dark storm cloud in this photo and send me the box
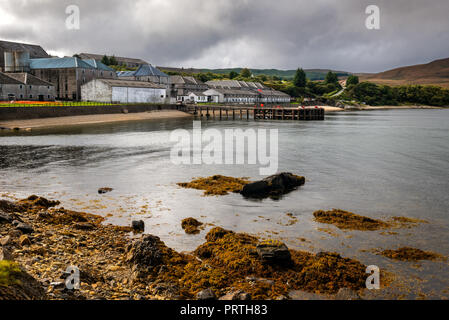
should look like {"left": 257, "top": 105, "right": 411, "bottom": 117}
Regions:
{"left": 0, "top": 0, "right": 448, "bottom": 72}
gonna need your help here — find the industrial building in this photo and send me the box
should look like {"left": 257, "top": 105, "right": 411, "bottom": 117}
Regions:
{"left": 6, "top": 73, "right": 55, "bottom": 101}
{"left": 117, "top": 64, "right": 169, "bottom": 85}
{"left": 202, "top": 88, "right": 259, "bottom": 104}
{"left": 81, "top": 79, "right": 167, "bottom": 104}
{"left": 169, "top": 75, "right": 209, "bottom": 103}
{"left": 206, "top": 80, "right": 291, "bottom": 104}
{"left": 30, "top": 57, "right": 116, "bottom": 100}
{"left": 0, "top": 40, "right": 49, "bottom": 72}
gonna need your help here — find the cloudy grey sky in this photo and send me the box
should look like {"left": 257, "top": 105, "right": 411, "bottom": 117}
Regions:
{"left": 0, "top": 0, "right": 448, "bottom": 72}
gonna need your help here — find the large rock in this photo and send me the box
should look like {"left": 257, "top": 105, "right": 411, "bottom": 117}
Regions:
{"left": 241, "top": 173, "right": 305, "bottom": 199}
{"left": 125, "top": 235, "right": 167, "bottom": 270}
{"left": 0, "top": 211, "right": 13, "bottom": 224}
{"left": 0, "top": 200, "right": 19, "bottom": 213}
{"left": 15, "top": 222, "right": 34, "bottom": 234}
{"left": 256, "top": 240, "right": 292, "bottom": 265}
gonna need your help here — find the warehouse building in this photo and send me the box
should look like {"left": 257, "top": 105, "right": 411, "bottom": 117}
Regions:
{"left": 81, "top": 79, "right": 167, "bottom": 104}
{"left": 206, "top": 80, "right": 291, "bottom": 104}
{"left": 30, "top": 57, "right": 116, "bottom": 100}
{"left": 6, "top": 73, "right": 55, "bottom": 101}
{"left": 169, "top": 75, "right": 209, "bottom": 103}
{"left": 0, "top": 40, "right": 49, "bottom": 72}
{"left": 203, "top": 88, "right": 258, "bottom": 104}
{"left": 0, "top": 72, "right": 26, "bottom": 101}
{"left": 117, "top": 64, "right": 169, "bottom": 85}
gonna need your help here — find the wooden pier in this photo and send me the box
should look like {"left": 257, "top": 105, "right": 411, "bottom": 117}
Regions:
{"left": 183, "top": 106, "right": 325, "bottom": 121}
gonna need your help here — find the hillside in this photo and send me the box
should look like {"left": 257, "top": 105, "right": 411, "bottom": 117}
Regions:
{"left": 360, "top": 57, "right": 449, "bottom": 88}
{"left": 158, "top": 66, "right": 351, "bottom": 81}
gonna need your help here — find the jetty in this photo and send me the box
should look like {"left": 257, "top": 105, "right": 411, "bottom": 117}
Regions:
{"left": 183, "top": 105, "right": 325, "bottom": 121}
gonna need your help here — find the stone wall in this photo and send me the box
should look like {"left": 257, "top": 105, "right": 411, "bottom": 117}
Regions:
{"left": 0, "top": 104, "right": 182, "bottom": 121}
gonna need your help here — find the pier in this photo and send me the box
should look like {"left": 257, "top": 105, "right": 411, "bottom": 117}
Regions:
{"left": 184, "top": 105, "right": 325, "bottom": 121}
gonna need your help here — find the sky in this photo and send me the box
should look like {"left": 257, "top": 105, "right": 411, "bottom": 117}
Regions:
{"left": 0, "top": 0, "right": 448, "bottom": 73}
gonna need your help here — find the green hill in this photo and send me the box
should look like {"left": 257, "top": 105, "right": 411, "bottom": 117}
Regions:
{"left": 200, "top": 68, "right": 351, "bottom": 81}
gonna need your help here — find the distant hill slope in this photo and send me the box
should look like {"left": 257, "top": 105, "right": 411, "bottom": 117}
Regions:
{"left": 158, "top": 66, "right": 351, "bottom": 81}
{"left": 360, "top": 58, "right": 449, "bottom": 88}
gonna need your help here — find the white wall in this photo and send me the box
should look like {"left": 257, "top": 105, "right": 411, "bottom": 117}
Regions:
{"left": 111, "top": 87, "right": 166, "bottom": 103}
{"left": 81, "top": 80, "right": 112, "bottom": 102}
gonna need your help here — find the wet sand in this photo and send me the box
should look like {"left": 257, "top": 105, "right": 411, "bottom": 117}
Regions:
{"left": 0, "top": 110, "right": 193, "bottom": 130}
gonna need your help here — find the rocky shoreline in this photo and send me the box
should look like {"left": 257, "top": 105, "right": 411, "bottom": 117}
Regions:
{"left": 1, "top": 194, "right": 373, "bottom": 301}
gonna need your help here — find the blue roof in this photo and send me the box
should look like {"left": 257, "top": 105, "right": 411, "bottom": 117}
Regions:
{"left": 117, "top": 70, "right": 136, "bottom": 77}
{"left": 29, "top": 57, "right": 95, "bottom": 70}
{"left": 134, "top": 64, "right": 168, "bottom": 77}
{"left": 82, "top": 59, "right": 115, "bottom": 71}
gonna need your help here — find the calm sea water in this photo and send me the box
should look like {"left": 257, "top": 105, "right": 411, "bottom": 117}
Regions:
{"left": 1, "top": 109, "right": 448, "bottom": 299}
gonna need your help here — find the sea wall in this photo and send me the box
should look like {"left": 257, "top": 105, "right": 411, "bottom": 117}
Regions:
{"left": 0, "top": 104, "right": 183, "bottom": 121}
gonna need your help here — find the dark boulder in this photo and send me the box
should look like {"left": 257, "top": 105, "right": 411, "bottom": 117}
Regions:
{"left": 256, "top": 240, "right": 292, "bottom": 265}
{"left": 241, "top": 173, "right": 305, "bottom": 199}
{"left": 0, "top": 211, "right": 13, "bottom": 224}
{"left": 0, "top": 200, "right": 19, "bottom": 214}
{"left": 98, "top": 188, "right": 113, "bottom": 195}
{"left": 132, "top": 220, "right": 145, "bottom": 233}
{"left": 15, "top": 222, "right": 34, "bottom": 234}
{"left": 125, "top": 235, "right": 166, "bottom": 270}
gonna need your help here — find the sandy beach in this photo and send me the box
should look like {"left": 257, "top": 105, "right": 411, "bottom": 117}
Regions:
{"left": 0, "top": 110, "right": 193, "bottom": 130}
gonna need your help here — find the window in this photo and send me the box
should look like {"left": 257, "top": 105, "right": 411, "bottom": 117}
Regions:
{"left": 19, "top": 85, "right": 23, "bottom": 89}
{"left": 29, "top": 85, "right": 32, "bottom": 89}
{"left": 29, "top": 95, "right": 33, "bottom": 98}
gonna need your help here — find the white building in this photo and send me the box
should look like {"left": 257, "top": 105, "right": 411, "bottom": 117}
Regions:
{"left": 81, "top": 79, "right": 167, "bottom": 104}
{"left": 186, "top": 92, "right": 208, "bottom": 103}
{"left": 203, "top": 88, "right": 258, "bottom": 104}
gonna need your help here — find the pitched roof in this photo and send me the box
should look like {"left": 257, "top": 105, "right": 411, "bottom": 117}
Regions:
{"left": 204, "top": 88, "right": 258, "bottom": 96}
{"left": 78, "top": 53, "right": 148, "bottom": 65}
{"left": 0, "top": 40, "right": 49, "bottom": 58}
{"left": 92, "top": 79, "right": 166, "bottom": 89}
{"left": 169, "top": 75, "right": 205, "bottom": 85}
{"left": 0, "top": 72, "right": 24, "bottom": 85}
{"left": 82, "top": 59, "right": 115, "bottom": 71}
{"left": 206, "top": 80, "right": 266, "bottom": 89}
{"left": 134, "top": 64, "right": 168, "bottom": 77}
{"left": 6, "top": 73, "right": 53, "bottom": 86}
{"left": 29, "top": 57, "right": 95, "bottom": 70}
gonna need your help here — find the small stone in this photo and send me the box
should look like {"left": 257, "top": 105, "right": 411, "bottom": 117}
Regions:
{"left": 74, "top": 222, "right": 95, "bottom": 230}
{"left": 0, "top": 235, "right": 11, "bottom": 246}
{"left": 19, "top": 234, "right": 32, "bottom": 246}
{"left": 0, "top": 246, "right": 13, "bottom": 260}
{"left": 219, "top": 290, "right": 251, "bottom": 301}
{"left": 132, "top": 220, "right": 145, "bottom": 232}
{"left": 50, "top": 282, "right": 65, "bottom": 288}
{"left": 335, "top": 288, "right": 362, "bottom": 300}
{"left": 197, "top": 288, "right": 216, "bottom": 300}
{"left": 16, "top": 222, "right": 34, "bottom": 234}
{"left": 98, "top": 187, "right": 113, "bottom": 194}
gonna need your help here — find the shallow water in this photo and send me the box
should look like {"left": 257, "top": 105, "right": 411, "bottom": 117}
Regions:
{"left": 1, "top": 109, "right": 449, "bottom": 299}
